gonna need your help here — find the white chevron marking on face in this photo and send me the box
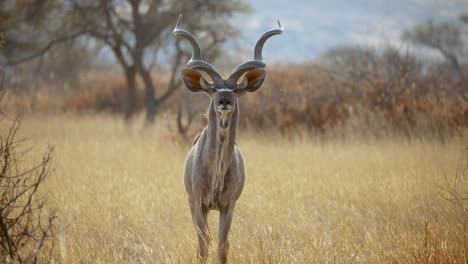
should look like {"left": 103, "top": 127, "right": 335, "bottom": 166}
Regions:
{"left": 217, "top": 88, "right": 232, "bottom": 92}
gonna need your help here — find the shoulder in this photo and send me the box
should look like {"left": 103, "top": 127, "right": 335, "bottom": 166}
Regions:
{"left": 192, "top": 133, "right": 201, "bottom": 146}
{"left": 192, "top": 127, "right": 208, "bottom": 146}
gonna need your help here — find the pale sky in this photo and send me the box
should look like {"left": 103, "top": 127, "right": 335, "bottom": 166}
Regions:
{"left": 232, "top": 0, "right": 468, "bottom": 62}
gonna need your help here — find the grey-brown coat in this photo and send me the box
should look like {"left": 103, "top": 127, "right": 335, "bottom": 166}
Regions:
{"left": 175, "top": 16, "right": 282, "bottom": 263}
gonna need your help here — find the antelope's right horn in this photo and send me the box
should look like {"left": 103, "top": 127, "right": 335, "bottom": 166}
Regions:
{"left": 174, "top": 15, "right": 223, "bottom": 85}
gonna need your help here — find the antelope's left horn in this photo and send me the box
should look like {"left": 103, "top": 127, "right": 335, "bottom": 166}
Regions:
{"left": 228, "top": 20, "right": 283, "bottom": 82}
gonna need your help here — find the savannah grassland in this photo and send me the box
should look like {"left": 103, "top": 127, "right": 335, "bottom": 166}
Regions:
{"left": 3, "top": 114, "right": 467, "bottom": 263}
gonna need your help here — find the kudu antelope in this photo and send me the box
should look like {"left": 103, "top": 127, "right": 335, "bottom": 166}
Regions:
{"left": 175, "top": 17, "right": 283, "bottom": 263}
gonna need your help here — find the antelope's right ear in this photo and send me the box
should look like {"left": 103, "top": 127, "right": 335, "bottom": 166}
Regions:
{"left": 181, "top": 68, "right": 211, "bottom": 93}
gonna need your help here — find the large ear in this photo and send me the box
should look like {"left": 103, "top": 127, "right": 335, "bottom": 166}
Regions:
{"left": 237, "top": 69, "right": 266, "bottom": 95}
{"left": 181, "top": 68, "right": 211, "bottom": 93}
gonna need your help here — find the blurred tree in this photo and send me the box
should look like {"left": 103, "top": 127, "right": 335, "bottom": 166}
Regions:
{"left": 0, "top": 0, "right": 88, "bottom": 63}
{"left": 7, "top": 40, "right": 97, "bottom": 96}
{"left": 317, "top": 45, "right": 425, "bottom": 112}
{"left": 460, "top": 13, "right": 468, "bottom": 24}
{"left": 0, "top": 32, "right": 4, "bottom": 93}
{"left": 69, "top": 0, "right": 248, "bottom": 125}
{"left": 403, "top": 19, "right": 467, "bottom": 80}
{"left": 0, "top": 0, "right": 90, "bottom": 94}
{"left": 317, "top": 45, "right": 381, "bottom": 94}
{"left": 318, "top": 45, "right": 377, "bottom": 68}
{"left": 35, "top": 39, "right": 97, "bottom": 89}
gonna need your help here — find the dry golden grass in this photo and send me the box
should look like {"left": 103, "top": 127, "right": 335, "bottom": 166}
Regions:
{"left": 2, "top": 114, "right": 466, "bottom": 263}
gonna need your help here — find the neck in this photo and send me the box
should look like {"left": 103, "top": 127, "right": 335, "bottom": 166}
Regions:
{"left": 206, "top": 99, "right": 239, "bottom": 159}
{"left": 205, "top": 99, "right": 239, "bottom": 195}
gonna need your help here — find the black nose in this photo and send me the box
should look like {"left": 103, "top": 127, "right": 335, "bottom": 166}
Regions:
{"left": 218, "top": 99, "right": 231, "bottom": 107}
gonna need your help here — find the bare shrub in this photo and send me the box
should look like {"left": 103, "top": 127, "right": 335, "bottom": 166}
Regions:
{"left": 436, "top": 147, "right": 467, "bottom": 262}
{"left": 412, "top": 146, "right": 468, "bottom": 263}
{"left": 412, "top": 221, "right": 456, "bottom": 264}
{"left": 0, "top": 117, "right": 57, "bottom": 263}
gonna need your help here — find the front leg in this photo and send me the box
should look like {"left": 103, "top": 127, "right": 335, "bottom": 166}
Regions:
{"left": 218, "top": 204, "right": 234, "bottom": 264}
{"left": 194, "top": 200, "right": 209, "bottom": 263}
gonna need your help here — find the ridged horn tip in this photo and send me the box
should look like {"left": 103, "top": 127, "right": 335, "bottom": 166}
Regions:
{"left": 174, "top": 15, "right": 182, "bottom": 32}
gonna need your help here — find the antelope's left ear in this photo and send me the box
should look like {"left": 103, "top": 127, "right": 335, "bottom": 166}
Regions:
{"left": 237, "top": 69, "right": 266, "bottom": 95}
